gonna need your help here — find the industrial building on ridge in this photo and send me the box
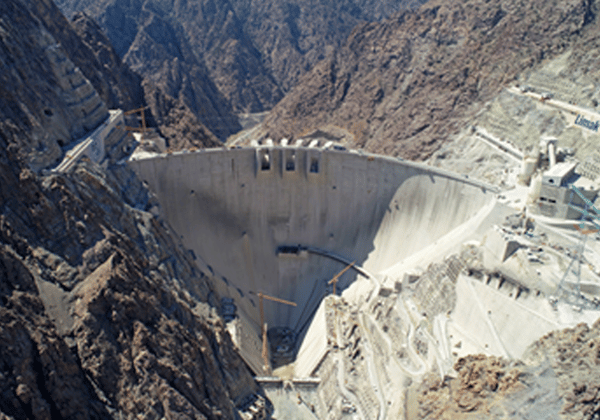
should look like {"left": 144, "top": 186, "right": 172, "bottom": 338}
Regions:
{"left": 521, "top": 137, "right": 600, "bottom": 222}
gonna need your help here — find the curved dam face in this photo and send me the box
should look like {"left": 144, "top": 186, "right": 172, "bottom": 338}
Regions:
{"left": 128, "top": 146, "right": 494, "bottom": 336}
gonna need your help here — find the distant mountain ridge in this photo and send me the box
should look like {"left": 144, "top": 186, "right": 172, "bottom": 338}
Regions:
{"left": 261, "top": 0, "right": 600, "bottom": 160}
{"left": 55, "top": 0, "right": 427, "bottom": 141}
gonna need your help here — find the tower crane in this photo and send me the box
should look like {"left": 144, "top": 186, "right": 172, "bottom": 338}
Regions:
{"left": 121, "top": 106, "right": 149, "bottom": 138}
{"left": 328, "top": 261, "right": 356, "bottom": 295}
{"left": 257, "top": 292, "right": 296, "bottom": 375}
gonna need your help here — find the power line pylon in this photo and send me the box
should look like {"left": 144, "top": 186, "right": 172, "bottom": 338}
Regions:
{"left": 553, "top": 185, "right": 600, "bottom": 309}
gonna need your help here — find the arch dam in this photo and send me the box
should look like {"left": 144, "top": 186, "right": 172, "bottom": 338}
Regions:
{"left": 127, "top": 140, "right": 498, "bottom": 375}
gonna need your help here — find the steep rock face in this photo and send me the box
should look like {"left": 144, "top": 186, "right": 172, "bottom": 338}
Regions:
{"left": 416, "top": 320, "right": 600, "bottom": 419}
{"left": 25, "top": 0, "right": 144, "bottom": 112}
{"left": 142, "top": 80, "right": 221, "bottom": 151}
{"left": 0, "top": 0, "right": 259, "bottom": 418}
{"left": 121, "top": 8, "right": 243, "bottom": 140}
{"left": 0, "top": 246, "right": 110, "bottom": 419}
{"left": 161, "top": 0, "right": 284, "bottom": 114}
{"left": 69, "top": 12, "right": 145, "bottom": 111}
{"left": 25, "top": 0, "right": 220, "bottom": 152}
{"left": 71, "top": 12, "right": 221, "bottom": 149}
{"left": 0, "top": 0, "right": 108, "bottom": 171}
{"left": 55, "top": 0, "right": 246, "bottom": 139}
{"left": 0, "top": 158, "right": 259, "bottom": 419}
{"left": 228, "top": 0, "right": 428, "bottom": 93}
{"left": 262, "top": 0, "right": 599, "bottom": 160}
{"left": 55, "top": 0, "right": 427, "bottom": 119}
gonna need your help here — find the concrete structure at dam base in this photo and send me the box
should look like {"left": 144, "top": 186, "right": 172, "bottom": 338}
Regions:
{"left": 127, "top": 139, "right": 600, "bottom": 419}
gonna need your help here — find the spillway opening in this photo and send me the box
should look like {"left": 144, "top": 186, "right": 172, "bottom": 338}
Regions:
{"left": 128, "top": 146, "right": 495, "bottom": 376}
{"left": 284, "top": 149, "right": 296, "bottom": 171}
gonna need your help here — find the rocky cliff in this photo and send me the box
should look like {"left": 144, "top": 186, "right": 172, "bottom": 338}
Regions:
{"left": 55, "top": 0, "right": 426, "bottom": 121}
{"left": 0, "top": 162, "right": 262, "bottom": 419}
{"left": 415, "top": 320, "right": 600, "bottom": 419}
{"left": 0, "top": 0, "right": 109, "bottom": 172}
{"left": 226, "top": 0, "right": 428, "bottom": 94}
{"left": 0, "top": 0, "right": 260, "bottom": 418}
{"left": 38, "top": 0, "right": 220, "bottom": 150}
{"left": 55, "top": 0, "right": 256, "bottom": 139}
{"left": 24, "top": 0, "right": 144, "bottom": 113}
{"left": 261, "top": 0, "right": 599, "bottom": 160}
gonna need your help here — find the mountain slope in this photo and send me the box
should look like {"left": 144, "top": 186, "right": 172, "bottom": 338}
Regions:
{"left": 261, "top": 0, "right": 599, "bottom": 160}
{"left": 54, "top": 0, "right": 270, "bottom": 136}
{"left": 0, "top": 0, "right": 260, "bottom": 418}
{"left": 55, "top": 0, "right": 428, "bottom": 120}
{"left": 227, "top": 0, "right": 428, "bottom": 93}
{"left": 18, "top": 0, "right": 221, "bottom": 151}
{"left": 0, "top": 0, "right": 109, "bottom": 171}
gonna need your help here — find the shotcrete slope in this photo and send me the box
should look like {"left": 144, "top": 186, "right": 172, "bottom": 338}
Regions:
{"left": 128, "top": 145, "right": 495, "bottom": 334}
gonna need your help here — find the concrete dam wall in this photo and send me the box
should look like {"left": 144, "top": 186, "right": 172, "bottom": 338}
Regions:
{"left": 128, "top": 145, "right": 495, "bottom": 337}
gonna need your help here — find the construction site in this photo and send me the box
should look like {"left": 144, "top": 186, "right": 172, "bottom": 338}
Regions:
{"left": 54, "top": 73, "right": 600, "bottom": 418}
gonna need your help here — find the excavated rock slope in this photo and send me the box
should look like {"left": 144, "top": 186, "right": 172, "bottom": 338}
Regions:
{"left": 67, "top": 11, "right": 222, "bottom": 150}
{"left": 0, "top": 0, "right": 108, "bottom": 171}
{"left": 38, "top": 0, "right": 219, "bottom": 152}
{"left": 24, "top": 0, "right": 144, "bottom": 113}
